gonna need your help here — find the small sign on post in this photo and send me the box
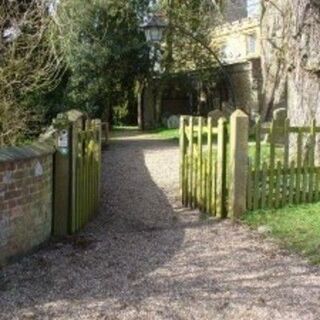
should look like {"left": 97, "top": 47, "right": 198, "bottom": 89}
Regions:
{"left": 53, "top": 126, "right": 71, "bottom": 236}
{"left": 57, "top": 129, "right": 69, "bottom": 155}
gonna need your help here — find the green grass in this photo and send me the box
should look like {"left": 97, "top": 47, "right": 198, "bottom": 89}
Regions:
{"left": 243, "top": 203, "right": 320, "bottom": 264}
{"left": 113, "top": 126, "right": 139, "bottom": 131}
{"left": 112, "top": 127, "right": 285, "bottom": 160}
{"left": 193, "top": 143, "right": 284, "bottom": 167}
{"left": 249, "top": 142, "right": 284, "bottom": 164}
{"left": 145, "top": 127, "right": 180, "bottom": 140}
{"left": 112, "top": 126, "right": 180, "bottom": 141}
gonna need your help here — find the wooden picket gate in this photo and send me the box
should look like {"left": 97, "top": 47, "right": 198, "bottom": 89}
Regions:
{"left": 71, "top": 119, "right": 102, "bottom": 233}
{"left": 247, "top": 118, "right": 320, "bottom": 211}
{"left": 180, "top": 116, "right": 228, "bottom": 217}
{"left": 53, "top": 112, "right": 102, "bottom": 236}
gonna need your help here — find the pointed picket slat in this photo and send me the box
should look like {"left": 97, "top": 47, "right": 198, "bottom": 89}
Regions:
{"left": 274, "top": 161, "right": 282, "bottom": 208}
{"left": 308, "top": 120, "right": 316, "bottom": 202}
{"left": 201, "top": 158, "right": 206, "bottom": 212}
{"left": 204, "top": 157, "right": 209, "bottom": 213}
{"left": 282, "top": 118, "right": 290, "bottom": 206}
{"left": 288, "top": 160, "right": 295, "bottom": 204}
{"left": 184, "top": 154, "right": 189, "bottom": 206}
{"left": 180, "top": 116, "right": 187, "bottom": 204}
{"left": 268, "top": 121, "right": 276, "bottom": 208}
{"left": 193, "top": 150, "right": 198, "bottom": 209}
{"left": 315, "top": 167, "right": 320, "bottom": 202}
{"left": 198, "top": 117, "right": 204, "bottom": 210}
{"left": 261, "top": 161, "right": 268, "bottom": 209}
{"left": 212, "top": 160, "right": 218, "bottom": 215}
{"left": 216, "top": 118, "right": 228, "bottom": 218}
{"left": 207, "top": 117, "right": 213, "bottom": 215}
{"left": 302, "top": 159, "right": 308, "bottom": 203}
{"left": 188, "top": 117, "right": 194, "bottom": 208}
{"left": 247, "top": 160, "right": 253, "bottom": 211}
{"left": 295, "top": 130, "right": 303, "bottom": 204}
{"left": 253, "top": 119, "right": 261, "bottom": 210}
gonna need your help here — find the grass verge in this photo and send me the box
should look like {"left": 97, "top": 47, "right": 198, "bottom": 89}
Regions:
{"left": 145, "top": 128, "right": 179, "bottom": 140}
{"left": 243, "top": 203, "right": 320, "bottom": 264}
{"left": 112, "top": 126, "right": 180, "bottom": 141}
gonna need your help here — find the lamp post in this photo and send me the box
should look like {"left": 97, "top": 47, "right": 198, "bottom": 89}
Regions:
{"left": 141, "top": 13, "right": 167, "bottom": 44}
{"left": 140, "top": 13, "right": 168, "bottom": 128}
{"left": 141, "top": 13, "right": 168, "bottom": 74}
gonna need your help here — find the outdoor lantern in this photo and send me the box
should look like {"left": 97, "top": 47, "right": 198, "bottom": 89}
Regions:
{"left": 141, "top": 13, "right": 168, "bottom": 43}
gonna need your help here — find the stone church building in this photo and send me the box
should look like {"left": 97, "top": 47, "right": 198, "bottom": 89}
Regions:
{"left": 210, "top": 1, "right": 262, "bottom": 119}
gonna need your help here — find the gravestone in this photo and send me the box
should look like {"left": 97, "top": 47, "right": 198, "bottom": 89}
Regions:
{"left": 167, "top": 115, "right": 180, "bottom": 129}
{"left": 161, "top": 112, "right": 170, "bottom": 127}
{"left": 208, "top": 110, "right": 225, "bottom": 127}
{"left": 273, "top": 108, "right": 287, "bottom": 123}
{"left": 264, "top": 108, "right": 287, "bottom": 144}
{"left": 212, "top": 98, "right": 220, "bottom": 109}
{"left": 273, "top": 108, "right": 287, "bottom": 144}
{"left": 221, "top": 102, "right": 233, "bottom": 117}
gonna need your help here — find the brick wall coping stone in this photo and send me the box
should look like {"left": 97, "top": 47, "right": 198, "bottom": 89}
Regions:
{"left": 0, "top": 142, "right": 55, "bottom": 163}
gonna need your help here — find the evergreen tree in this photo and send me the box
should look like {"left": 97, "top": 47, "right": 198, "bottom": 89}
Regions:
{"left": 54, "top": 0, "right": 150, "bottom": 124}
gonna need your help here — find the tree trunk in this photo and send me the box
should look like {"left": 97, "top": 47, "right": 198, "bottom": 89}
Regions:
{"left": 137, "top": 81, "right": 144, "bottom": 130}
{"left": 155, "top": 81, "right": 164, "bottom": 127}
{"left": 261, "top": 0, "right": 320, "bottom": 125}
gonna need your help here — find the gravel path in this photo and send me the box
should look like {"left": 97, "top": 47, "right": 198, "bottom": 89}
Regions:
{"left": 1, "top": 130, "right": 320, "bottom": 320}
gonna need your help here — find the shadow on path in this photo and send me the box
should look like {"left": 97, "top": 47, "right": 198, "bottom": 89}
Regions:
{"left": 0, "top": 130, "right": 211, "bottom": 319}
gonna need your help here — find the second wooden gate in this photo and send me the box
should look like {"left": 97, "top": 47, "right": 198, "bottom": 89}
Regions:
{"left": 180, "top": 116, "right": 228, "bottom": 217}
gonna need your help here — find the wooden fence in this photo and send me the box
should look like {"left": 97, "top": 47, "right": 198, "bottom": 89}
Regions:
{"left": 180, "top": 116, "right": 228, "bottom": 218}
{"left": 180, "top": 110, "right": 320, "bottom": 218}
{"left": 247, "top": 118, "right": 320, "bottom": 211}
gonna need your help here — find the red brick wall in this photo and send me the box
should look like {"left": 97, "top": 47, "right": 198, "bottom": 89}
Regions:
{"left": 0, "top": 143, "right": 54, "bottom": 266}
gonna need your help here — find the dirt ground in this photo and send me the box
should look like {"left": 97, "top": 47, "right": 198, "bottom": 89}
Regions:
{"left": 0, "top": 130, "right": 320, "bottom": 320}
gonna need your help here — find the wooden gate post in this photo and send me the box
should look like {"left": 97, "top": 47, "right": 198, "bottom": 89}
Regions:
{"left": 93, "top": 118, "right": 102, "bottom": 211}
{"left": 53, "top": 122, "right": 72, "bottom": 237}
{"left": 216, "top": 117, "right": 228, "bottom": 218}
{"left": 70, "top": 116, "right": 84, "bottom": 233}
{"left": 229, "top": 110, "right": 249, "bottom": 220}
{"left": 179, "top": 116, "right": 187, "bottom": 204}
{"left": 52, "top": 110, "right": 84, "bottom": 236}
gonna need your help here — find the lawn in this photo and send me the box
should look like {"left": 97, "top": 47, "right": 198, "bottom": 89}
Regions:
{"left": 243, "top": 203, "right": 320, "bottom": 264}
{"left": 145, "top": 127, "right": 180, "bottom": 140}
{"left": 113, "top": 126, "right": 285, "bottom": 165}
{"left": 112, "top": 126, "right": 180, "bottom": 141}
{"left": 112, "top": 126, "right": 285, "bottom": 166}
{"left": 188, "top": 142, "right": 284, "bottom": 167}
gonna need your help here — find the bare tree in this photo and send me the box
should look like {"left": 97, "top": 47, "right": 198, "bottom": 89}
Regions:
{"left": 261, "top": 0, "right": 320, "bottom": 159}
{"left": 261, "top": 0, "right": 320, "bottom": 123}
{"left": 0, "top": 0, "right": 63, "bottom": 146}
